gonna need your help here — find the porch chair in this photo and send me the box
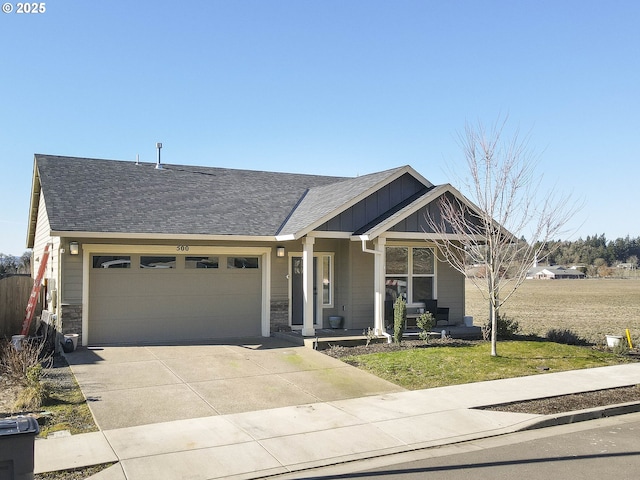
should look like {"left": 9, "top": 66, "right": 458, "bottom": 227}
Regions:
{"left": 424, "top": 299, "right": 450, "bottom": 326}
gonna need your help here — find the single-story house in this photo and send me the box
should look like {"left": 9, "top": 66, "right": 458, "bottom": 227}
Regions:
{"left": 27, "top": 153, "right": 483, "bottom": 346}
{"left": 526, "top": 266, "right": 586, "bottom": 280}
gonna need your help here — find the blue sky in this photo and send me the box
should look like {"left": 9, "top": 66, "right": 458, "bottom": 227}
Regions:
{"left": 1, "top": 0, "right": 639, "bottom": 255}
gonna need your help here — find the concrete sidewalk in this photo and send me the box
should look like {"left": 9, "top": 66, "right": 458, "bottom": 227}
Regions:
{"left": 34, "top": 363, "right": 640, "bottom": 480}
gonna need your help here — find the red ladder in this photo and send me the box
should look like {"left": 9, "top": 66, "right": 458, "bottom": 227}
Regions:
{"left": 20, "top": 244, "right": 50, "bottom": 336}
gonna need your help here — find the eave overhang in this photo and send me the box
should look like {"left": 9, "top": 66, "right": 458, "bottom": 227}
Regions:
{"left": 26, "top": 157, "right": 41, "bottom": 249}
{"left": 50, "top": 231, "right": 277, "bottom": 243}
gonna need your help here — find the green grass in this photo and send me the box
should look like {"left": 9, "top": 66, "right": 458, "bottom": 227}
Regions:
{"left": 342, "top": 341, "right": 633, "bottom": 390}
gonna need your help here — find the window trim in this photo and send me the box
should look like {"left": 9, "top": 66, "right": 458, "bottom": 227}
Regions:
{"left": 385, "top": 245, "right": 436, "bottom": 303}
{"left": 320, "top": 253, "right": 334, "bottom": 307}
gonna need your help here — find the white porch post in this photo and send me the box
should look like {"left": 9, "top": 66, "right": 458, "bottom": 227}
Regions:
{"left": 301, "top": 236, "right": 315, "bottom": 337}
{"left": 374, "top": 237, "right": 386, "bottom": 335}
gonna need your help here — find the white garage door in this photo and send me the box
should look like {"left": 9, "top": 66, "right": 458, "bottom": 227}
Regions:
{"left": 89, "top": 254, "right": 262, "bottom": 344}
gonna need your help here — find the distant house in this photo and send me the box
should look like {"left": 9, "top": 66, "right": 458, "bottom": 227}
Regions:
{"left": 27, "top": 154, "right": 490, "bottom": 346}
{"left": 526, "top": 266, "right": 586, "bottom": 280}
{"left": 616, "top": 263, "right": 637, "bottom": 270}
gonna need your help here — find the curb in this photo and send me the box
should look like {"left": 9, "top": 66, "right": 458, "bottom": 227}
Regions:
{"left": 520, "top": 401, "right": 640, "bottom": 431}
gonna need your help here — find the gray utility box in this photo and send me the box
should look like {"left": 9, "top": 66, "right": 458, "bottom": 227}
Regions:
{"left": 0, "top": 417, "right": 40, "bottom": 480}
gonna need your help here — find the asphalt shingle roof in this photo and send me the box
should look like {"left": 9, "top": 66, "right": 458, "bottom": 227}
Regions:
{"left": 35, "top": 154, "right": 348, "bottom": 237}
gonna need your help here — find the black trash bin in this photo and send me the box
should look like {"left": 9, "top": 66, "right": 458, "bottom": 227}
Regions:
{"left": 0, "top": 417, "right": 39, "bottom": 480}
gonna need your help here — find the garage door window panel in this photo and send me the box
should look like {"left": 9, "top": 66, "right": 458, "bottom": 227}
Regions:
{"left": 92, "top": 255, "right": 131, "bottom": 269}
{"left": 185, "top": 256, "right": 219, "bottom": 269}
{"left": 227, "top": 257, "right": 259, "bottom": 269}
{"left": 140, "top": 256, "right": 176, "bottom": 269}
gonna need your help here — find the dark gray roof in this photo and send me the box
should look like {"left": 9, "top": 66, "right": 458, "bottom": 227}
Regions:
{"left": 35, "top": 154, "right": 348, "bottom": 237}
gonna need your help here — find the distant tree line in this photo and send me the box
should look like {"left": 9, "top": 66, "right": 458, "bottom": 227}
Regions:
{"left": 0, "top": 252, "right": 32, "bottom": 278}
{"left": 535, "top": 234, "right": 640, "bottom": 269}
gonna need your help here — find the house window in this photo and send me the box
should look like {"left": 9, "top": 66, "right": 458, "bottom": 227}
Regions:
{"left": 140, "top": 256, "right": 176, "bottom": 269}
{"left": 227, "top": 257, "right": 259, "bottom": 269}
{"left": 321, "top": 254, "right": 333, "bottom": 306}
{"left": 385, "top": 246, "right": 434, "bottom": 303}
{"left": 185, "top": 256, "right": 219, "bottom": 269}
{"left": 93, "top": 255, "right": 131, "bottom": 269}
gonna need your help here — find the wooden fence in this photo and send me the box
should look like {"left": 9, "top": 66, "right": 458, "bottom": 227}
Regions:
{"left": 0, "top": 275, "right": 40, "bottom": 338}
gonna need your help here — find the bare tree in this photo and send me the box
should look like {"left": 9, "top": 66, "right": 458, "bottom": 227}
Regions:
{"left": 427, "top": 118, "right": 580, "bottom": 356}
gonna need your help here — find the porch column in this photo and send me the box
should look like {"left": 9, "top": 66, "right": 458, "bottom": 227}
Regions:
{"left": 301, "top": 236, "right": 315, "bottom": 337}
{"left": 374, "top": 237, "right": 386, "bottom": 335}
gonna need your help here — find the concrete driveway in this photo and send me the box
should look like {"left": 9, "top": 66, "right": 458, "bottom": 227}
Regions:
{"left": 65, "top": 337, "right": 405, "bottom": 430}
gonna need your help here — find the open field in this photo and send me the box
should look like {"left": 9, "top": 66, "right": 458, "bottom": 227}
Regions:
{"left": 465, "top": 278, "right": 640, "bottom": 345}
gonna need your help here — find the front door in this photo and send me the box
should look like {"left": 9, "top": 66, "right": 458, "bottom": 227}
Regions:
{"left": 291, "top": 256, "right": 318, "bottom": 327}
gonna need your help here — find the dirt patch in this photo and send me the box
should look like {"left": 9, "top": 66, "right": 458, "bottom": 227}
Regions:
{"left": 0, "top": 378, "right": 21, "bottom": 414}
{"left": 480, "top": 385, "right": 640, "bottom": 415}
{"left": 322, "top": 337, "right": 477, "bottom": 358}
{"left": 34, "top": 463, "right": 114, "bottom": 480}
{"left": 465, "top": 278, "right": 640, "bottom": 345}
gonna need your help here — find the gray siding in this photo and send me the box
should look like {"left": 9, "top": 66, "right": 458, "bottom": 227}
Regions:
{"left": 61, "top": 247, "right": 82, "bottom": 303}
{"left": 318, "top": 173, "right": 426, "bottom": 232}
{"left": 435, "top": 257, "right": 464, "bottom": 323}
{"left": 391, "top": 191, "right": 484, "bottom": 234}
{"left": 347, "top": 242, "right": 375, "bottom": 330}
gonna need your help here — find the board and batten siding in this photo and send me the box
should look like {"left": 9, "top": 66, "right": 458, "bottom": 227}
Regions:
{"left": 317, "top": 174, "right": 427, "bottom": 232}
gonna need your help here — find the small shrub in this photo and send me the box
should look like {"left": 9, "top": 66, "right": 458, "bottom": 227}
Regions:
{"left": 546, "top": 328, "right": 588, "bottom": 346}
{"left": 417, "top": 312, "right": 435, "bottom": 343}
{"left": 363, "top": 327, "right": 376, "bottom": 347}
{"left": 0, "top": 338, "right": 53, "bottom": 384}
{"left": 393, "top": 296, "right": 406, "bottom": 344}
{"left": 13, "top": 364, "right": 51, "bottom": 411}
{"left": 611, "top": 341, "right": 630, "bottom": 356}
{"left": 482, "top": 313, "right": 520, "bottom": 340}
{"left": 481, "top": 323, "right": 491, "bottom": 341}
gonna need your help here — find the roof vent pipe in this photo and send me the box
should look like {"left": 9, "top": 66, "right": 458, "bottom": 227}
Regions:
{"left": 155, "top": 142, "right": 163, "bottom": 170}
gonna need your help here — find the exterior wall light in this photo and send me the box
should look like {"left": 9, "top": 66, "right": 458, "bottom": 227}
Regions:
{"left": 276, "top": 246, "right": 285, "bottom": 257}
{"left": 69, "top": 242, "right": 80, "bottom": 255}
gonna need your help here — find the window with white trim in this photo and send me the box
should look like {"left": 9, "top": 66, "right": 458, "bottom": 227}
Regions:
{"left": 321, "top": 254, "right": 333, "bottom": 306}
{"left": 385, "top": 246, "right": 434, "bottom": 304}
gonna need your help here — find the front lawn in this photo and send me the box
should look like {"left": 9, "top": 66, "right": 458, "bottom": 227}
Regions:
{"left": 340, "top": 341, "right": 634, "bottom": 390}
